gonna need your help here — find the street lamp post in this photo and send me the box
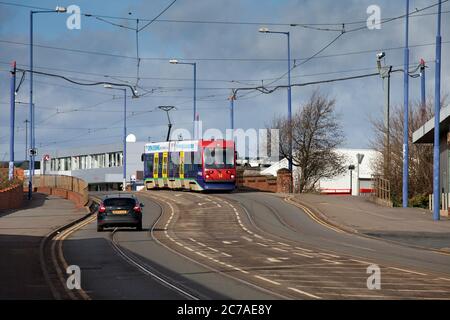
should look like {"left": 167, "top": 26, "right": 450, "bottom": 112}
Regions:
{"left": 24, "top": 119, "right": 29, "bottom": 162}
{"left": 348, "top": 165, "right": 355, "bottom": 195}
{"left": 376, "top": 52, "right": 392, "bottom": 178}
{"left": 402, "top": 0, "right": 410, "bottom": 208}
{"left": 9, "top": 61, "right": 16, "bottom": 181}
{"left": 170, "top": 59, "right": 197, "bottom": 139}
{"left": 259, "top": 27, "right": 293, "bottom": 192}
{"left": 104, "top": 85, "right": 127, "bottom": 191}
{"left": 433, "top": 0, "right": 442, "bottom": 221}
{"left": 229, "top": 90, "right": 236, "bottom": 131}
{"left": 420, "top": 59, "right": 426, "bottom": 110}
{"left": 29, "top": 6, "right": 66, "bottom": 199}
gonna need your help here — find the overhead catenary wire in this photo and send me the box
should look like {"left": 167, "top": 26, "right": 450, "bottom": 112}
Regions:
{"left": 0, "top": 0, "right": 448, "bottom": 29}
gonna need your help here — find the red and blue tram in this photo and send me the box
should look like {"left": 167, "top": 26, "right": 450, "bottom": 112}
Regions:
{"left": 142, "top": 139, "right": 236, "bottom": 191}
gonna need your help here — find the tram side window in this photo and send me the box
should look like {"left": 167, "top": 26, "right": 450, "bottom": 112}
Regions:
{"left": 145, "top": 154, "right": 154, "bottom": 177}
{"left": 170, "top": 152, "right": 180, "bottom": 177}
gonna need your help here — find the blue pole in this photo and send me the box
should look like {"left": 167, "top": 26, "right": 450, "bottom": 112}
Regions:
{"left": 433, "top": 1, "right": 442, "bottom": 221}
{"left": 402, "top": 0, "right": 410, "bottom": 208}
{"left": 230, "top": 91, "right": 235, "bottom": 130}
{"left": 420, "top": 62, "right": 426, "bottom": 108}
{"left": 28, "top": 11, "right": 34, "bottom": 200}
{"left": 193, "top": 63, "right": 197, "bottom": 139}
{"left": 9, "top": 61, "right": 16, "bottom": 181}
{"left": 287, "top": 32, "right": 292, "bottom": 176}
{"left": 123, "top": 89, "right": 127, "bottom": 191}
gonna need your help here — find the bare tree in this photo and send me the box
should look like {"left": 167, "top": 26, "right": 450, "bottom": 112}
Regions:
{"left": 272, "top": 89, "right": 346, "bottom": 193}
{"left": 371, "top": 100, "right": 437, "bottom": 207}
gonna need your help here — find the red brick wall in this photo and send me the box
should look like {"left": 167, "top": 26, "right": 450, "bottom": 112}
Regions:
{"left": 237, "top": 173, "right": 278, "bottom": 193}
{"left": 0, "top": 168, "right": 25, "bottom": 181}
{"left": 276, "top": 169, "right": 292, "bottom": 193}
{"left": 0, "top": 184, "right": 23, "bottom": 210}
{"left": 236, "top": 168, "right": 293, "bottom": 193}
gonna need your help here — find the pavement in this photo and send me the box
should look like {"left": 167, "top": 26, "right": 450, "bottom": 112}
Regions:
{"left": 0, "top": 193, "right": 87, "bottom": 299}
{"left": 288, "top": 194, "right": 450, "bottom": 252}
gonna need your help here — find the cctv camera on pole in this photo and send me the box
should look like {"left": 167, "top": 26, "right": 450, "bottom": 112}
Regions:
{"left": 376, "top": 52, "right": 392, "bottom": 178}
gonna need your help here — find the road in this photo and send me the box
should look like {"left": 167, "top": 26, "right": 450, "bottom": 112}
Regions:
{"left": 60, "top": 190, "right": 450, "bottom": 300}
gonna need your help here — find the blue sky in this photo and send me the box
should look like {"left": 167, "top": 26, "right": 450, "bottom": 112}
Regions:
{"left": 0, "top": 0, "right": 449, "bottom": 161}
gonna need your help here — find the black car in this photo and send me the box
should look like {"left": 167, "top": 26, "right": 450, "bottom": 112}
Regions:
{"left": 97, "top": 194, "right": 144, "bottom": 231}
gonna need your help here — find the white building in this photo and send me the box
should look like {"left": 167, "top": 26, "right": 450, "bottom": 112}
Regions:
{"left": 261, "top": 148, "right": 380, "bottom": 195}
{"left": 40, "top": 141, "right": 146, "bottom": 191}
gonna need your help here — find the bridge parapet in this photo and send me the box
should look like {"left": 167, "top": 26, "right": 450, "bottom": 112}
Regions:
{"left": 31, "top": 175, "right": 88, "bottom": 207}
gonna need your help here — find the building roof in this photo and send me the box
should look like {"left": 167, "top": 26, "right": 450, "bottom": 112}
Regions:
{"left": 413, "top": 106, "right": 450, "bottom": 144}
{"left": 260, "top": 148, "right": 379, "bottom": 179}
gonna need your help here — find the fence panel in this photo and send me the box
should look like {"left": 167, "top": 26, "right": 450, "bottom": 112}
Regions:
{"left": 371, "top": 175, "right": 393, "bottom": 207}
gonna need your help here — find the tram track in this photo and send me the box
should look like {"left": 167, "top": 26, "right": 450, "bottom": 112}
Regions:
{"left": 143, "top": 190, "right": 450, "bottom": 300}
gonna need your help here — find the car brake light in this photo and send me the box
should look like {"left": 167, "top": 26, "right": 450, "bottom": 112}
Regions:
{"left": 231, "top": 174, "right": 235, "bottom": 179}
{"left": 226, "top": 170, "right": 231, "bottom": 174}
{"left": 206, "top": 174, "right": 210, "bottom": 179}
{"left": 99, "top": 204, "right": 106, "bottom": 213}
{"left": 133, "top": 205, "right": 141, "bottom": 213}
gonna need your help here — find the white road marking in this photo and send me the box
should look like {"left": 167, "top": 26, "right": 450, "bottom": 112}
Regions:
{"left": 267, "top": 258, "right": 283, "bottom": 263}
{"left": 295, "top": 247, "right": 314, "bottom": 253}
{"left": 288, "top": 287, "right": 322, "bottom": 299}
{"left": 272, "top": 247, "right": 288, "bottom": 253}
{"left": 350, "top": 259, "right": 373, "bottom": 265}
{"left": 294, "top": 252, "right": 314, "bottom": 258}
{"left": 321, "top": 259, "right": 342, "bottom": 265}
{"left": 256, "top": 242, "right": 269, "bottom": 247}
{"left": 254, "top": 275, "right": 281, "bottom": 285}
{"left": 277, "top": 242, "right": 291, "bottom": 247}
{"left": 388, "top": 267, "right": 427, "bottom": 276}
{"left": 207, "top": 247, "right": 219, "bottom": 253}
{"left": 221, "top": 252, "right": 232, "bottom": 257}
{"left": 438, "top": 277, "right": 450, "bottom": 282}
{"left": 196, "top": 252, "right": 208, "bottom": 258}
{"left": 318, "top": 253, "right": 340, "bottom": 259}
{"left": 241, "top": 236, "right": 253, "bottom": 242}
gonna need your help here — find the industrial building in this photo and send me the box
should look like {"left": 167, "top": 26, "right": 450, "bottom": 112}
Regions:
{"left": 261, "top": 148, "right": 379, "bottom": 195}
{"left": 41, "top": 141, "right": 146, "bottom": 191}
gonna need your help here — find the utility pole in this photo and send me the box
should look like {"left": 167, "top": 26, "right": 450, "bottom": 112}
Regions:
{"left": 24, "top": 119, "right": 29, "bottom": 162}
{"left": 259, "top": 27, "right": 293, "bottom": 193}
{"left": 420, "top": 59, "right": 426, "bottom": 120}
{"left": 402, "top": 0, "right": 410, "bottom": 208}
{"left": 433, "top": 0, "right": 442, "bottom": 221}
{"left": 29, "top": 7, "right": 67, "bottom": 199}
{"left": 377, "top": 52, "right": 392, "bottom": 178}
{"left": 9, "top": 61, "right": 16, "bottom": 181}
{"left": 230, "top": 90, "right": 236, "bottom": 131}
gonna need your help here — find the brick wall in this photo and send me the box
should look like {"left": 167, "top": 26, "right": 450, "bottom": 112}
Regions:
{"left": 0, "top": 168, "right": 25, "bottom": 181}
{"left": 237, "top": 168, "right": 292, "bottom": 193}
{"left": 0, "top": 184, "right": 23, "bottom": 210}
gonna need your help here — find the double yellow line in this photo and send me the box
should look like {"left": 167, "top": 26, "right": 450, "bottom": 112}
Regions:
{"left": 284, "top": 197, "right": 344, "bottom": 234}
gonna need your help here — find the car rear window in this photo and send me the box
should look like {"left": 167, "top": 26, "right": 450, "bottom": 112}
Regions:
{"left": 103, "top": 198, "right": 135, "bottom": 207}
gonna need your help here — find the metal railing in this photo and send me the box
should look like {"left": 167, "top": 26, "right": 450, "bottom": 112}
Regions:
{"left": 371, "top": 174, "right": 393, "bottom": 207}
{"left": 429, "top": 193, "right": 450, "bottom": 214}
{"left": 28, "top": 174, "right": 88, "bottom": 205}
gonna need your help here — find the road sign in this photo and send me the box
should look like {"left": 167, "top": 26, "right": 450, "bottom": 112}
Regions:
{"left": 356, "top": 153, "right": 365, "bottom": 165}
{"left": 43, "top": 154, "right": 50, "bottom": 161}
